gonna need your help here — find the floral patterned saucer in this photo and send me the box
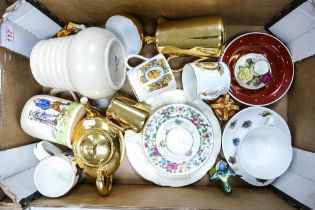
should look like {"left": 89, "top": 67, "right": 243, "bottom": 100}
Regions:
{"left": 155, "top": 118, "right": 201, "bottom": 163}
{"left": 222, "top": 107, "right": 291, "bottom": 186}
{"left": 143, "top": 104, "right": 213, "bottom": 175}
{"left": 124, "top": 90, "right": 221, "bottom": 187}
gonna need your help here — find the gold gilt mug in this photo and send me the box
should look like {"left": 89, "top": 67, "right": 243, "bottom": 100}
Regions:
{"left": 72, "top": 96, "right": 150, "bottom": 195}
{"left": 106, "top": 15, "right": 225, "bottom": 71}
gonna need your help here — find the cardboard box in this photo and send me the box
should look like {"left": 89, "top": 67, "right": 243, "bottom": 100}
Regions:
{"left": 0, "top": 0, "right": 314, "bottom": 209}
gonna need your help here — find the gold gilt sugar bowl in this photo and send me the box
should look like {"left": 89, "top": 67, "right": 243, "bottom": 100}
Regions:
{"left": 72, "top": 96, "right": 150, "bottom": 195}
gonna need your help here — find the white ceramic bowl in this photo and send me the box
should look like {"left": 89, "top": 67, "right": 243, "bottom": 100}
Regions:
{"left": 238, "top": 126, "right": 292, "bottom": 180}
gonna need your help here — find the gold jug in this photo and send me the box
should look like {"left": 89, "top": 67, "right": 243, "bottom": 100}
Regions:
{"left": 145, "top": 16, "right": 225, "bottom": 60}
{"left": 72, "top": 96, "right": 151, "bottom": 195}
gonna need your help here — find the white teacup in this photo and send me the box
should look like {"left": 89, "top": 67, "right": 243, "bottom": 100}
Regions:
{"left": 20, "top": 95, "right": 86, "bottom": 148}
{"left": 238, "top": 126, "right": 292, "bottom": 180}
{"left": 124, "top": 54, "right": 177, "bottom": 102}
{"left": 34, "top": 151, "right": 82, "bottom": 198}
{"left": 33, "top": 141, "right": 65, "bottom": 161}
{"left": 182, "top": 62, "right": 231, "bottom": 100}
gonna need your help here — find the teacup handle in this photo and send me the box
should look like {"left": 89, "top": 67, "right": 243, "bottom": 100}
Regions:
{"left": 49, "top": 88, "right": 79, "bottom": 103}
{"left": 96, "top": 170, "right": 112, "bottom": 196}
{"left": 124, "top": 54, "right": 149, "bottom": 69}
{"left": 33, "top": 141, "right": 64, "bottom": 161}
{"left": 200, "top": 87, "right": 225, "bottom": 101}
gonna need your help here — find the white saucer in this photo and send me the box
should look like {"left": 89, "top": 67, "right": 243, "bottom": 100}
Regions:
{"left": 124, "top": 90, "right": 221, "bottom": 187}
{"left": 222, "top": 107, "right": 291, "bottom": 186}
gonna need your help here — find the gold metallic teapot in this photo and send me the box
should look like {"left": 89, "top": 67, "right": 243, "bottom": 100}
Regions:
{"left": 72, "top": 96, "right": 150, "bottom": 195}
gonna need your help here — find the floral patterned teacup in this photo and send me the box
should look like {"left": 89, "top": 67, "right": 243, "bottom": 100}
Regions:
{"left": 20, "top": 95, "right": 86, "bottom": 148}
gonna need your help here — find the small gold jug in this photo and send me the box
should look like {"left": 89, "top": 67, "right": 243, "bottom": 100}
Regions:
{"left": 106, "top": 96, "right": 151, "bottom": 133}
{"left": 72, "top": 96, "right": 151, "bottom": 195}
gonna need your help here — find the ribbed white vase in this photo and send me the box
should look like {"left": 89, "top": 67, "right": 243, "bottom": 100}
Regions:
{"left": 30, "top": 27, "right": 126, "bottom": 99}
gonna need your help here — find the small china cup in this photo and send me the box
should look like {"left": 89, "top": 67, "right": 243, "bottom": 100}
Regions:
{"left": 20, "top": 95, "right": 86, "bottom": 148}
{"left": 34, "top": 151, "right": 83, "bottom": 198}
{"left": 124, "top": 53, "right": 176, "bottom": 102}
{"left": 182, "top": 62, "right": 231, "bottom": 100}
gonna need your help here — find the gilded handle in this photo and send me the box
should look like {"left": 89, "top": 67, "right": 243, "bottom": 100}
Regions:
{"left": 96, "top": 170, "right": 113, "bottom": 196}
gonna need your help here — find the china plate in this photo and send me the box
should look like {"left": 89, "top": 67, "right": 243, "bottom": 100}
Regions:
{"left": 221, "top": 32, "right": 294, "bottom": 106}
{"left": 222, "top": 107, "right": 291, "bottom": 186}
{"left": 143, "top": 104, "right": 213, "bottom": 175}
{"left": 124, "top": 90, "right": 221, "bottom": 187}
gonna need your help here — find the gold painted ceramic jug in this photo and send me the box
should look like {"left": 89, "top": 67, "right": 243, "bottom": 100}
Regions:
{"left": 72, "top": 96, "right": 150, "bottom": 195}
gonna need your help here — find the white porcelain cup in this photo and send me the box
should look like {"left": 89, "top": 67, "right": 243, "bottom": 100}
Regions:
{"left": 238, "top": 125, "right": 292, "bottom": 180}
{"left": 20, "top": 95, "right": 86, "bottom": 148}
{"left": 34, "top": 151, "right": 82, "bottom": 198}
{"left": 30, "top": 27, "right": 126, "bottom": 99}
{"left": 124, "top": 54, "right": 176, "bottom": 102}
{"left": 182, "top": 62, "right": 231, "bottom": 100}
{"left": 33, "top": 141, "right": 65, "bottom": 161}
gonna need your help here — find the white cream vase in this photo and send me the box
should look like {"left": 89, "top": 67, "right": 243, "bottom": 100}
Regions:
{"left": 30, "top": 27, "right": 126, "bottom": 99}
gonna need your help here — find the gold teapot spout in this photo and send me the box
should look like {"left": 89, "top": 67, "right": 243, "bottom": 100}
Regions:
{"left": 80, "top": 97, "right": 99, "bottom": 119}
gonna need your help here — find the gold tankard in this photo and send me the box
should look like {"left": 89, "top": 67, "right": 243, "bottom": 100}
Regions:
{"left": 72, "top": 96, "right": 150, "bottom": 195}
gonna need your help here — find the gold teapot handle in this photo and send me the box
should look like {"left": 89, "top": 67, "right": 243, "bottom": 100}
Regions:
{"left": 167, "top": 56, "right": 209, "bottom": 73}
{"left": 96, "top": 170, "right": 113, "bottom": 196}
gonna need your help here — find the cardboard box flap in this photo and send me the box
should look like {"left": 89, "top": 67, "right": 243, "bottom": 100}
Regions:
{"left": 0, "top": 143, "right": 40, "bottom": 205}
{"left": 273, "top": 148, "right": 315, "bottom": 209}
{"left": 0, "top": 47, "right": 42, "bottom": 151}
{"left": 288, "top": 55, "right": 315, "bottom": 152}
{"left": 3, "top": 0, "right": 62, "bottom": 39}
{"left": 38, "top": 0, "right": 292, "bottom": 25}
{"left": 0, "top": 0, "right": 62, "bottom": 57}
{"left": 267, "top": 0, "right": 315, "bottom": 62}
{"left": 30, "top": 184, "right": 296, "bottom": 210}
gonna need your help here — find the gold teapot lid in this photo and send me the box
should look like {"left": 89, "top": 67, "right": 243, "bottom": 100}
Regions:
{"left": 72, "top": 97, "right": 124, "bottom": 195}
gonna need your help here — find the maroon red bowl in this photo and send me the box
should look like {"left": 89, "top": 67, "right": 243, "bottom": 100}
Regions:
{"left": 221, "top": 32, "right": 294, "bottom": 106}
